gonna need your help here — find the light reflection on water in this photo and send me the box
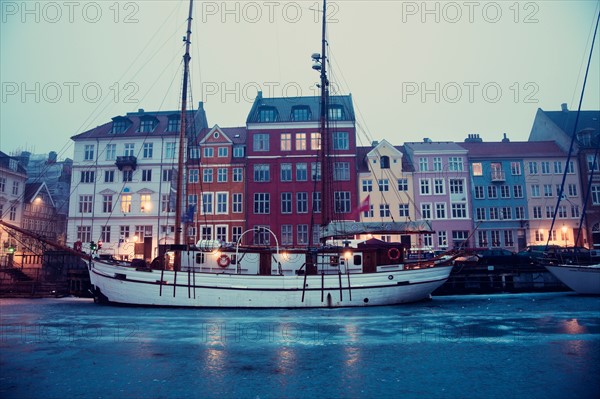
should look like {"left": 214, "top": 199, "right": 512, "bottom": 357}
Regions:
{"left": 0, "top": 293, "right": 599, "bottom": 399}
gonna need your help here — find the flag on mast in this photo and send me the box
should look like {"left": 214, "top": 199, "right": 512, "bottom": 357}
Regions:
{"left": 357, "top": 195, "right": 371, "bottom": 214}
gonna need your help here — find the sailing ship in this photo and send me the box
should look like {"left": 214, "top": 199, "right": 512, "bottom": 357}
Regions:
{"left": 70, "top": 0, "right": 457, "bottom": 307}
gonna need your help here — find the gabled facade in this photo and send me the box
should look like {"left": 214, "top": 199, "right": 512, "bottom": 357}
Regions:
{"left": 0, "top": 151, "right": 27, "bottom": 257}
{"left": 67, "top": 104, "right": 208, "bottom": 261}
{"left": 357, "top": 140, "right": 416, "bottom": 245}
{"left": 529, "top": 106, "right": 600, "bottom": 248}
{"left": 187, "top": 125, "right": 247, "bottom": 245}
{"left": 244, "top": 92, "right": 356, "bottom": 246}
{"left": 404, "top": 141, "right": 472, "bottom": 250}
{"left": 22, "top": 182, "right": 65, "bottom": 252}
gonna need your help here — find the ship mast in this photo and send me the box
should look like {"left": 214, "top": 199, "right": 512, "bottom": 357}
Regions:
{"left": 174, "top": 0, "right": 194, "bottom": 269}
{"left": 318, "top": 0, "right": 331, "bottom": 228}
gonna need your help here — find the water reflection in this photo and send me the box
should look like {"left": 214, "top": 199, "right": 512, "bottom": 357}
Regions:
{"left": 562, "top": 318, "right": 587, "bottom": 335}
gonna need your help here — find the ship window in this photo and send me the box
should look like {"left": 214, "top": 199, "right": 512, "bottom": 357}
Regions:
{"left": 195, "top": 253, "right": 205, "bottom": 264}
{"left": 353, "top": 255, "right": 362, "bottom": 266}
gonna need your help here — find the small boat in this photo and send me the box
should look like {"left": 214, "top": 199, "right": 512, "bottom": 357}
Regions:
{"left": 544, "top": 264, "right": 600, "bottom": 295}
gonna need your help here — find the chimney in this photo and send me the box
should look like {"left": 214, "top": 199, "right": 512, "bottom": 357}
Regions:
{"left": 423, "top": 138, "right": 432, "bottom": 143}
{"left": 257, "top": 91, "right": 263, "bottom": 99}
{"left": 138, "top": 108, "right": 145, "bottom": 114}
{"left": 561, "top": 103, "right": 568, "bottom": 112}
{"left": 198, "top": 101, "right": 204, "bottom": 110}
{"left": 48, "top": 151, "right": 57, "bottom": 164}
{"left": 372, "top": 140, "right": 379, "bottom": 147}
{"left": 501, "top": 133, "right": 510, "bottom": 143}
{"left": 464, "top": 134, "right": 483, "bottom": 143}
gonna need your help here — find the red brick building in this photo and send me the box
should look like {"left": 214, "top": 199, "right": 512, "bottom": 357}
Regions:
{"left": 244, "top": 92, "right": 357, "bottom": 247}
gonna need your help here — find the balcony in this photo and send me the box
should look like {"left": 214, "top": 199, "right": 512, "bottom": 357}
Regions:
{"left": 491, "top": 170, "right": 505, "bottom": 182}
{"left": 115, "top": 156, "right": 137, "bottom": 171}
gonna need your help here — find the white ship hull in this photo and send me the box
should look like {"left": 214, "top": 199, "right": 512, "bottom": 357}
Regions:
{"left": 545, "top": 264, "right": 600, "bottom": 295}
{"left": 89, "top": 260, "right": 453, "bottom": 308}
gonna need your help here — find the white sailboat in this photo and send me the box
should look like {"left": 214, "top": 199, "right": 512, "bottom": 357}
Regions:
{"left": 83, "top": 0, "right": 457, "bottom": 308}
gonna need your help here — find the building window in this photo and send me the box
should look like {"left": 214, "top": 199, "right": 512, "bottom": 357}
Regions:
{"left": 571, "top": 205, "right": 580, "bottom": 218}
{"left": 189, "top": 147, "right": 200, "bottom": 159}
{"left": 530, "top": 184, "right": 540, "bottom": 197}
{"left": 297, "top": 192, "right": 308, "bottom": 213}
{"left": 140, "top": 194, "right": 151, "bottom": 212}
{"left": 587, "top": 155, "right": 599, "bottom": 172}
{"left": 474, "top": 186, "right": 484, "bottom": 199}
{"left": 101, "top": 226, "right": 111, "bottom": 243}
{"left": 433, "top": 157, "right": 442, "bottom": 171}
{"left": 185, "top": 169, "right": 198, "bottom": 183}
{"left": 258, "top": 107, "right": 277, "bottom": 122}
{"left": 216, "top": 193, "right": 228, "bottom": 214}
{"left": 296, "top": 163, "right": 308, "bottom": 181}
{"left": 541, "top": 161, "right": 550, "bottom": 174}
{"left": 396, "top": 204, "right": 408, "bottom": 218}
{"left": 437, "top": 231, "right": 447, "bottom": 247}
{"left": 200, "top": 226, "right": 213, "bottom": 241}
{"left": 311, "top": 132, "right": 321, "bottom": 150}
{"left": 253, "top": 134, "right": 270, "bottom": 151}
{"left": 280, "top": 133, "right": 292, "bottom": 151}
{"left": 232, "top": 193, "right": 243, "bottom": 213}
{"left": 450, "top": 179, "right": 464, "bottom": 194}
{"left": 329, "top": 106, "right": 344, "bottom": 120}
{"left": 214, "top": 168, "right": 226, "bottom": 183}
{"left": 567, "top": 161, "right": 575, "bottom": 174}
{"left": 472, "top": 163, "right": 483, "bottom": 176}
{"left": 201, "top": 193, "right": 214, "bottom": 214}
{"left": 281, "top": 164, "right": 292, "bottom": 182}
{"left": 333, "top": 131, "right": 349, "bottom": 150}
{"left": 105, "top": 144, "right": 116, "bottom": 160}
{"left": 398, "top": 178, "right": 408, "bottom": 191}
{"left": 434, "top": 178, "right": 445, "bottom": 195}
{"left": 421, "top": 203, "right": 432, "bottom": 219}
{"left": 78, "top": 195, "right": 93, "bottom": 213}
{"left": 123, "top": 143, "right": 135, "bottom": 157}
{"left": 84, "top": 144, "right": 95, "bottom": 161}
{"left": 165, "top": 142, "right": 176, "bottom": 159}
{"left": 167, "top": 117, "right": 180, "bottom": 132}
{"left": 232, "top": 227, "right": 242, "bottom": 244}
{"left": 312, "top": 192, "right": 321, "bottom": 213}
{"left": 121, "top": 195, "right": 132, "bottom": 213}
{"left": 123, "top": 170, "right": 133, "bottom": 182}
{"left": 487, "top": 186, "right": 497, "bottom": 199}
{"left": 592, "top": 185, "right": 600, "bottom": 205}
{"left": 491, "top": 231, "right": 501, "bottom": 247}
{"left": 233, "top": 168, "right": 243, "bottom": 182}
{"left": 233, "top": 146, "right": 245, "bottom": 158}
{"left": 292, "top": 106, "right": 310, "bottom": 121}
{"left": 0, "top": 177, "right": 5, "bottom": 192}
{"left": 203, "top": 147, "right": 214, "bottom": 158}
{"left": 162, "top": 169, "right": 173, "bottom": 182}
{"left": 281, "top": 193, "right": 292, "bottom": 214}
{"left": 80, "top": 171, "right": 95, "bottom": 183}
{"left": 543, "top": 184, "right": 553, "bottom": 197}
{"left": 218, "top": 147, "right": 228, "bottom": 158}
{"left": 281, "top": 225, "right": 293, "bottom": 245}
{"left": 311, "top": 162, "right": 321, "bottom": 181}
{"left": 448, "top": 157, "right": 463, "bottom": 171}
{"left": 203, "top": 168, "right": 214, "bottom": 183}
{"left": 528, "top": 161, "right": 538, "bottom": 174}
{"left": 501, "top": 207, "right": 512, "bottom": 220}
{"left": 77, "top": 226, "right": 92, "bottom": 242}
{"left": 254, "top": 164, "right": 270, "bottom": 182}
{"left": 532, "top": 206, "right": 542, "bottom": 219}
{"left": 142, "top": 169, "right": 152, "bottom": 182}
{"left": 379, "top": 204, "right": 390, "bottom": 218}
{"left": 511, "top": 162, "right": 521, "bottom": 175}
{"left": 476, "top": 208, "right": 486, "bottom": 221}
{"left": 104, "top": 170, "right": 114, "bottom": 183}
{"left": 161, "top": 194, "right": 173, "bottom": 213}
{"left": 420, "top": 179, "right": 431, "bottom": 195}
{"left": 297, "top": 225, "right": 309, "bottom": 245}
{"left": 334, "top": 191, "right": 351, "bottom": 214}
{"left": 515, "top": 206, "right": 525, "bottom": 220}
{"left": 120, "top": 225, "right": 130, "bottom": 240}
{"left": 451, "top": 203, "right": 467, "bottom": 219}
{"left": 296, "top": 133, "right": 307, "bottom": 151}
{"left": 553, "top": 161, "right": 562, "bottom": 174}
{"left": 567, "top": 184, "right": 578, "bottom": 197}
{"left": 363, "top": 205, "right": 374, "bottom": 218}
{"left": 435, "top": 203, "right": 446, "bottom": 219}
{"left": 513, "top": 185, "right": 523, "bottom": 198}
{"left": 254, "top": 193, "right": 270, "bottom": 214}
{"left": 545, "top": 206, "right": 554, "bottom": 218}
{"left": 334, "top": 162, "right": 350, "bottom": 181}
{"left": 143, "top": 143, "right": 153, "bottom": 159}
{"left": 362, "top": 180, "right": 373, "bottom": 192}
{"left": 419, "top": 157, "right": 428, "bottom": 172}
{"left": 102, "top": 195, "right": 113, "bottom": 213}
{"left": 500, "top": 185, "right": 510, "bottom": 198}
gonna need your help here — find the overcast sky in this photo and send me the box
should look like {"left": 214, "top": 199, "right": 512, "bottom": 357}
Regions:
{"left": 1, "top": 0, "right": 599, "bottom": 159}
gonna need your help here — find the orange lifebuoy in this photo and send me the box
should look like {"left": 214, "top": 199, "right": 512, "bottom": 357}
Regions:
{"left": 217, "top": 254, "right": 230, "bottom": 268}
{"left": 388, "top": 247, "right": 401, "bottom": 261}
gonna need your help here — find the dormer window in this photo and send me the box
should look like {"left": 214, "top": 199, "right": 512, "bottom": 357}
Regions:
{"left": 291, "top": 106, "right": 310, "bottom": 121}
{"left": 329, "top": 105, "right": 344, "bottom": 120}
{"left": 111, "top": 118, "right": 131, "bottom": 134}
{"left": 258, "top": 107, "right": 278, "bottom": 122}
{"left": 139, "top": 118, "right": 157, "bottom": 133}
{"left": 381, "top": 156, "right": 390, "bottom": 169}
{"left": 167, "top": 116, "right": 180, "bottom": 132}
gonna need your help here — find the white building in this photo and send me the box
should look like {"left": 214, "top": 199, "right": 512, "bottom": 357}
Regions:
{"left": 0, "top": 151, "right": 28, "bottom": 258}
{"left": 67, "top": 105, "right": 207, "bottom": 261}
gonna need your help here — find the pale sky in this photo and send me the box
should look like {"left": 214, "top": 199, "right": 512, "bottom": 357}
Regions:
{"left": 1, "top": 0, "right": 599, "bottom": 159}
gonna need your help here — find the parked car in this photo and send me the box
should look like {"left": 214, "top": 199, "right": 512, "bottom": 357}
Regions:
{"left": 455, "top": 248, "right": 527, "bottom": 266}
{"left": 516, "top": 245, "right": 561, "bottom": 264}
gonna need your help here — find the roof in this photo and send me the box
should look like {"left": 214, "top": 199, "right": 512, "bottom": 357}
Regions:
{"left": 71, "top": 103, "right": 209, "bottom": 141}
{"left": 404, "top": 141, "right": 467, "bottom": 153}
{"left": 246, "top": 93, "right": 355, "bottom": 123}
{"left": 540, "top": 109, "right": 600, "bottom": 136}
{"left": 356, "top": 144, "right": 414, "bottom": 173}
{"left": 24, "top": 182, "right": 55, "bottom": 207}
{"left": 194, "top": 126, "right": 247, "bottom": 145}
{"left": 0, "top": 151, "right": 27, "bottom": 175}
{"left": 458, "top": 141, "right": 566, "bottom": 158}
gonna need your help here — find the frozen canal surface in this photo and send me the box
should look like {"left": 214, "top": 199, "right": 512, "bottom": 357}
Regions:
{"left": 1, "top": 293, "right": 599, "bottom": 399}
